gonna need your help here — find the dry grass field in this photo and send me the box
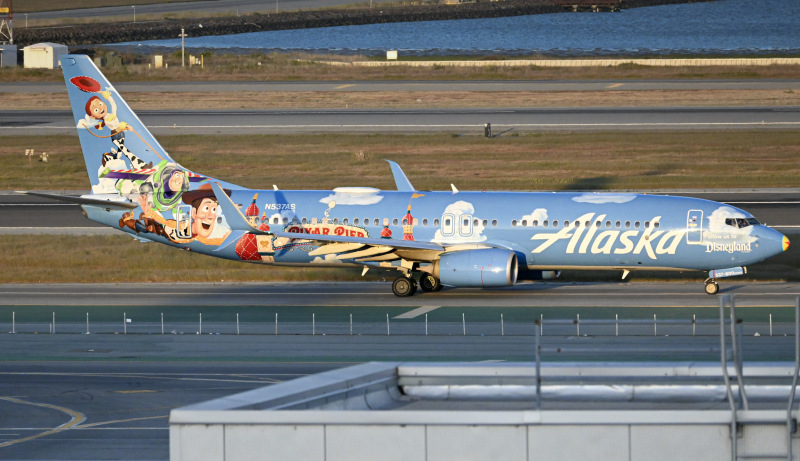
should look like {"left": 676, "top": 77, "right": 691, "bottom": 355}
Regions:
{"left": 3, "top": 131, "right": 799, "bottom": 191}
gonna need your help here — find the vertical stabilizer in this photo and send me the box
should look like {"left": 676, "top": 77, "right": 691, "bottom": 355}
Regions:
{"left": 62, "top": 54, "right": 187, "bottom": 194}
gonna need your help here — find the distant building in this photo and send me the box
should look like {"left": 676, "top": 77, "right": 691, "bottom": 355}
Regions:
{"left": 23, "top": 42, "right": 68, "bottom": 69}
{"left": 0, "top": 44, "right": 15, "bottom": 67}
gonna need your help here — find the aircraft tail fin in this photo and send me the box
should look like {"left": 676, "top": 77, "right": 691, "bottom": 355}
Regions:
{"left": 61, "top": 54, "right": 211, "bottom": 197}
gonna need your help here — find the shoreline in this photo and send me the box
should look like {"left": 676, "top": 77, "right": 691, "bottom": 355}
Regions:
{"left": 14, "top": 0, "right": 709, "bottom": 48}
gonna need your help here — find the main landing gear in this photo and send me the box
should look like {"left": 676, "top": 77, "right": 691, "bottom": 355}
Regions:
{"left": 392, "top": 274, "right": 442, "bottom": 297}
{"left": 419, "top": 274, "right": 442, "bottom": 293}
{"left": 704, "top": 278, "right": 720, "bottom": 295}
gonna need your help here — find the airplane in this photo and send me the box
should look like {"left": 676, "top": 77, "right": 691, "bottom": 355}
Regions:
{"left": 29, "top": 54, "right": 790, "bottom": 297}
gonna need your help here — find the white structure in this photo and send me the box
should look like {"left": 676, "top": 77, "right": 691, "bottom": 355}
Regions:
{"left": 23, "top": 42, "right": 68, "bottom": 69}
{"left": 171, "top": 362, "right": 800, "bottom": 461}
{"left": 0, "top": 44, "right": 15, "bottom": 67}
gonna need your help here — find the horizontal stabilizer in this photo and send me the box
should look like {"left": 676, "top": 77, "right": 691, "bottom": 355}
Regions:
{"left": 20, "top": 191, "right": 137, "bottom": 210}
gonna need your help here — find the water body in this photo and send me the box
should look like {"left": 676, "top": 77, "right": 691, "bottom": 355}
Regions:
{"left": 118, "top": 0, "right": 799, "bottom": 56}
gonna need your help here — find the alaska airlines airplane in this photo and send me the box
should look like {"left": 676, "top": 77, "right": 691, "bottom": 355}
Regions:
{"left": 36, "top": 54, "right": 790, "bottom": 296}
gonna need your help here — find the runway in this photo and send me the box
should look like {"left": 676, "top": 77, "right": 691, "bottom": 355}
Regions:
{"left": 2, "top": 190, "right": 798, "bottom": 235}
{"left": 2, "top": 106, "right": 799, "bottom": 135}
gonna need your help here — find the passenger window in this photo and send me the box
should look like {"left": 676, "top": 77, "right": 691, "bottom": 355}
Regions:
{"left": 532, "top": 220, "right": 538, "bottom": 227}
{"left": 434, "top": 219, "right": 440, "bottom": 226}
{"left": 393, "top": 218, "right": 398, "bottom": 226}
{"left": 625, "top": 221, "right": 631, "bottom": 228}
{"left": 615, "top": 221, "right": 621, "bottom": 228}
{"left": 374, "top": 218, "right": 379, "bottom": 226}
{"left": 353, "top": 218, "right": 359, "bottom": 225}
{"left": 423, "top": 218, "right": 428, "bottom": 226}
{"left": 333, "top": 218, "right": 338, "bottom": 224}
{"left": 482, "top": 219, "right": 488, "bottom": 226}
{"left": 605, "top": 220, "right": 611, "bottom": 228}
{"left": 645, "top": 221, "right": 650, "bottom": 228}
{"left": 553, "top": 220, "right": 559, "bottom": 228}
{"left": 564, "top": 220, "right": 570, "bottom": 227}
{"left": 491, "top": 219, "right": 498, "bottom": 227}
{"left": 543, "top": 220, "right": 549, "bottom": 227}
{"left": 521, "top": 219, "right": 527, "bottom": 227}
{"left": 343, "top": 218, "right": 349, "bottom": 225}
{"left": 634, "top": 221, "right": 640, "bottom": 228}
{"left": 654, "top": 222, "right": 660, "bottom": 229}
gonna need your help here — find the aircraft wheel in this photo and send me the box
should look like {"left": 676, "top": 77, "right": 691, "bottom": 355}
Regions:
{"left": 392, "top": 276, "right": 416, "bottom": 297}
{"left": 419, "top": 274, "right": 441, "bottom": 292}
{"left": 704, "top": 281, "right": 720, "bottom": 295}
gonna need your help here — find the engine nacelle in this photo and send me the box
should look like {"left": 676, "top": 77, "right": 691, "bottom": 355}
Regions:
{"left": 435, "top": 248, "right": 518, "bottom": 287}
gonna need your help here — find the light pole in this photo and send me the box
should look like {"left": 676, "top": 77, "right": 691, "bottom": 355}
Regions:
{"left": 179, "top": 28, "right": 187, "bottom": 67}
{"left": 25, "top": 13, "right": 28, "bottom": 28}
{"left": 132, "top": 5, "right": 136, "bottom": 23}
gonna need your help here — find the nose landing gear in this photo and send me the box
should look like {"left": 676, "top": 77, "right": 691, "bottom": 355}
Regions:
{"left": 704, "top": 278, "right": 720, "bottom": 295}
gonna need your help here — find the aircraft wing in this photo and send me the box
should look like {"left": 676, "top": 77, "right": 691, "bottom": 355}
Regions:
{"left": 210, "top": 182, "right": 444, "bottom": 263}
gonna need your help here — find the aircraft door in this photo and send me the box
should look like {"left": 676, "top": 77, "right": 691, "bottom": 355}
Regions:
{"left": 459, "top": 214, "right": 473, "bottom": 237}
{"left": 176, "top": 204, "right": 192, "bottom": 239}
{"left": 441, "top": 213, "right": 455, "bottom": 236}
{"left": 686, "top": 209, "right": 703, "bottom": 244}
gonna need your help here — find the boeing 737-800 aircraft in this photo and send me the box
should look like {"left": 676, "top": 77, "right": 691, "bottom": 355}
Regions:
{"left": 31, "top": 54, "right": 790, "bottom": 296}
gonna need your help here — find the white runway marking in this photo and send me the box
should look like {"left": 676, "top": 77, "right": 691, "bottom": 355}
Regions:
{"left": 394, "top": 305, "right": 443, "bottom": 319}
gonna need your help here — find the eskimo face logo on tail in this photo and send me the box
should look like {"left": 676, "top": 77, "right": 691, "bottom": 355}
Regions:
{"left": 529, "top": 212, "right": 684, "bottom": 260}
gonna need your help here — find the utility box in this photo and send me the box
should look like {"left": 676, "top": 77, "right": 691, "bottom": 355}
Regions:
{"left": 387, "top": 50, "right": 398, "bottom": 61}
{"left": 0, "top": 44, "right": 16, "bottom": 67}
{"left": 23, "top": 42, "right": 68, "bottom": 69}
{"left": 152, "top": 55, "right": 163, "bottom": 68}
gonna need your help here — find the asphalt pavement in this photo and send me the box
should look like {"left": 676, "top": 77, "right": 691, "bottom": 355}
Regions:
{"left": 3, "top": 106, "right": 800, "bottom": 136}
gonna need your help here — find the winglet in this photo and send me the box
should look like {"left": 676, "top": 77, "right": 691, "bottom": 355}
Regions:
{"left": 386, "top": 160, "right": 415, "bottom": 192}
{"left": 210, "top": 182, "right": 269, "bottom": 235}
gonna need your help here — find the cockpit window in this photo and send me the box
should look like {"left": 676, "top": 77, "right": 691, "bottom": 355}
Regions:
{"left": 725, "top": 217, "right": 760, "bottom": 228}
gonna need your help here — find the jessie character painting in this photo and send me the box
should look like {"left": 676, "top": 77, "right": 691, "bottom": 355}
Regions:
{"left": 76, "top": 89, "right": 150, "bottom": 170}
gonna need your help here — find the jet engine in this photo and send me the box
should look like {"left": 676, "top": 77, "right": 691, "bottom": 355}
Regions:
{"left": 434, "top": 248, "right": 518, "bottom": 287}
